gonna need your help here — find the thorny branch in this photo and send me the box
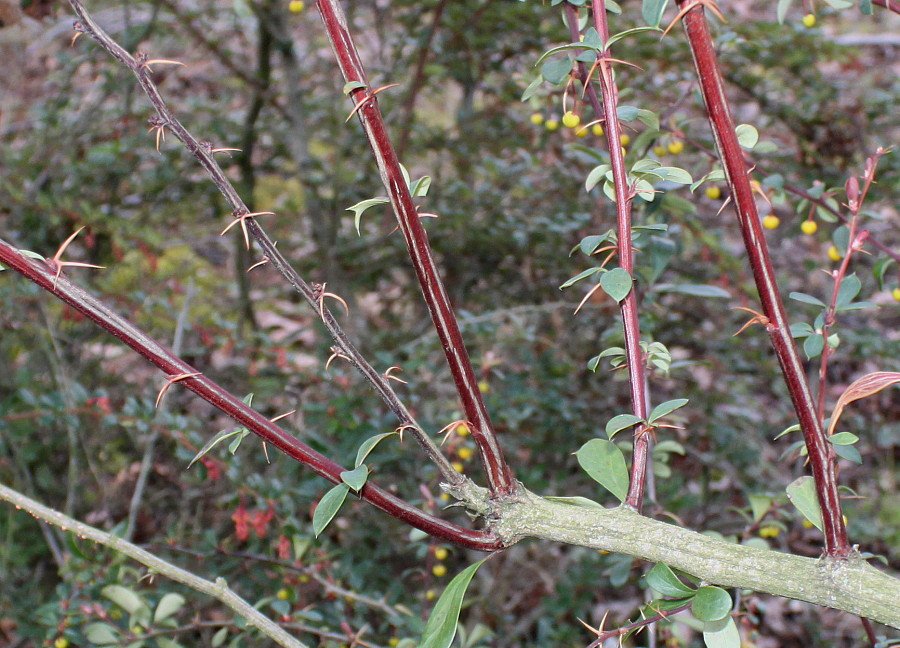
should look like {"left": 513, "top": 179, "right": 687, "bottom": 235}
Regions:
{"left": 66, "top": 0, "right": 462, "bottom": 487}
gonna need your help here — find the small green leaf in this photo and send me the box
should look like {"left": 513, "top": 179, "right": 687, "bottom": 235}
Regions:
{"left": 418, "top": 559, "right": 487, "bottom": 648}
{"left": 342, "top": 81, "right": 367, "bottom": 95}
{"left": 776, "top": 0, "right": 793, "bottom": 23}
{"left": 788, "top": 292, "right": 826, "bottom": 307}
{"left": 654, "top": 284, "right": 730, "bottom": 298}
{"left": 600, "top": 267, "right": 633, "bottom": 303}
{"left": 790, "top": 322, "right": 815, "bottom": 338}
{"left": 578, "top": 232, "right": 614, "bottom": 255}
{"left": 355, "top": 432, "right": 397, "bottom": 467}
{"left": 605, "top": 26, "right": 662, "bottom": 49}
{"left": 154, "top": 593, "right": 186, "bottom": 624}
{"left": 540, "top": 57, "right": 572, "bottom": 84}
{"left": 831, "top": 443, "right": 862, "bottom": 464}
{"left": 575, "top": 439, "right": 630, "bottom": 502}
{"left": 647, "top": 398, "right": 688, "bottom": 425}
{"left": 585, "top": 164, "right": 612, "bottom": 192}
{"left": 410, "top": 175, "right": 432, "bottom": 197}
{"left": 642, "top": 0, "right": 668, "bottom": 25}
{"left": 691, "top": 586, "right": 732, "bottom": 621}
{"left": 786, "top": 476, "right": 823, "bottom": 531}
{"left": 803, "top": 334, "right": 824, "bottom": 360}
{"left": 312, "top": 483, "right": 350, "bottom": 537}
{"left": 188, "top": 426, "right": 246, "bottom": 468}
{"left": 521, "top": 74, "right": 543, "bottom": 101}
{"left": 646, "top": 563, "right": 696, "bottom": 597}
{"left": 605, "top": 414, "right": 644, "bottom": 439}
{"left": 747, "top": 494, "right": 772, "bottom": 523}
{"left": 653, "top": 440, "right": 685, "bottom": 456}
{"left": 84, "top": 622, "right": 120, "bottom": 644}
{"left": 872, "top": 257, "right": 895, "bottom": 290}
{"left": 560, "top": 267, "right": 601, "bottom": 289}
{"left": 735, "top": 124, "right": 759, "bottom": 149}
{"left": 211, "top": 627, "right": 229, "bottom": 648}
{"left": 828, "top": 432, "right": 859, "bottom": 446}
{"left": 835, "top": 274, "right": 861, "bottom": 308}
{"left": 340, "top": 465, "right": 369, "bottom": 492}
{"left": 347, "top": 197, "right": 390, "bottom": 236}
{"left": 702, "top": 616, "right": 740, "bottom": 648}
{"left": 101, "top": 585, "right": 145, "bottom": 614}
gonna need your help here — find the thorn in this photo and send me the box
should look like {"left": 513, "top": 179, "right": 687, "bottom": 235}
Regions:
{"left": 574, "top": 282, "right": 604, "bottom": 314}
{"left": 318, "top": 284, "right": 350, "bottom": 320}
{"left": 731, "top": 306, "right": 769, "bottom": 336}
{"left": 147, "top": 116, "right": 168, "bottom": 152}
{"left": 46, "top": 227, "right": 105, "bottom": 289}
{"left": 436, "top": 419, "right": 471, "bottom": 446}
{"left": 221, "top": 211, "right": 274, "bottom": 250}
{"left": 247, "top": 256, "right": 269, "bottom": 273}
{"left": 211, "top": 147, "right": 242, "bottom": 155}
{"left": 394, "top": 424, "right": 418, "bottom": 443}
{"left": 384, "top": 366, "right": 408, "bottom": 384}
{"left": 140, "top": 58, "right": 186, "bottom": 73}
{"left": 155, "top": 372, "right": 201, "bottom": 408}
{"left": 661, "top": 0, "right": 727, "bottom": 39}
{"left": 270, "top": 409, "right": 296, "bottom": 423}
{"left": 716, "top": 196, "right": 732, "bottom": 216}
{"left": 324, "top": 347, "right": 351, "bottom": 372}
{"left": 345, "top": 83, "right": 400, "bottom": 122}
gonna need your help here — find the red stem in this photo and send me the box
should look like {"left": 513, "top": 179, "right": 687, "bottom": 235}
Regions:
{"left": 676, "top": 2, "right": 849, "bottom": 556}
{"left": 315, "top": 0, "right": 514, "bottom": 495}
{"left": 566, "top": 1, "right": 651, "bottom": 510}
{"left": 0, "top": 240, "right": 501, "bottom": 552}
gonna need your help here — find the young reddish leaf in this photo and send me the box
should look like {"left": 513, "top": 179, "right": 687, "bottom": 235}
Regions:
{"left": 827, "top": 372, "right": 900, "bottom": 436}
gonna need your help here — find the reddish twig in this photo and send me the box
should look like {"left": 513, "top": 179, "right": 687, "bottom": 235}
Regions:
{"left": 565, "top": 1, "right": 651, "bottom": 510}
{"left": 66, "top": 0, "right": 461, "bottom": 487}
{"left": 675, "top": 0, "right": 849, "bottom": 556}
{"left": 315, "top": 0, "right": 515, "bottom": 496}
{"left": 0, "top": 239, "right": 501, "bottom": 552}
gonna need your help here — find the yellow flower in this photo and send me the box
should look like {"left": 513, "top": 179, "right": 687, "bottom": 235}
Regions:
{"left": 892, "top": 287, "right": 900, "bottom": 302}
{"left": 530, "top": 112, "right": 544, "bottom": 125}
{"left": 438, "top": 492, "right": 450, "bottom": 502}
{"left": 801, "top": 220, "right": 818, "bottom": 235}
{"left": 652, "top": 145, "right": 667, "bottom": 156}
{"left": 802, "top": 519, "right": 814, "bottom": 529}
{"left": 619, "top": 133, "right": 630, "bottom": 146}
{"left": 762, "top": 214, "right": 780, "bottom": 229}
{"left": 575, "top": 127, "right": 588, "bottom": 138}
{"left": 457, "top": 446, "right": 473, "bottom": 460}
{"left": 451, "top": 461, "right": 464, "bottom": 472}
{"left": 562, "top": 111, "right": 580, "bottom": 129}
{"left": 389, "top": 639, "right": 400, "bottom": 647}
{"left": 455, "top": 423, "right": 469, "bottom": 436}
{"left": 827, "top": 245, "right": 842, "bottom": 261}
{"left": 434, "top": 547, "right": 449, "bottom": 560}
{"left": 667, "top": 140, "right": 684, "bottom": 155}
{"left": 592, "top": 124, "right": 604, "bottom": 136}
{"left": 276, "top": 588, "right": 291, "bottom": 600}
{"left": 477, "top": 380, "right": 490, "bottom": 393}
{"left": 426, "top": 589, "right": 436, "bottom": 600}
{"left": 545, "top": 119, "right": 559, "bottom": 131}
{"left": 288, "top": 0, "right": 305, "bottom": 12}
{"left": 802, "top": 13, "right": 816, "bottom": 27}
{"left": 432, "top": 563, "right": 447, "bottom": 577}
{"left": 705, "top": 186, "right": 721, "bottom": 200}
{"left": 758, "top": 525, "right": 779, "bottom": 538}
{"left": 54, "top": 639, "right": 70, "bottom": 648}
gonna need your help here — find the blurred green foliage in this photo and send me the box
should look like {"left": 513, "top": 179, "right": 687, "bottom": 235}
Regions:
{"left": 0, "top": 1, "right": 897, "bottom": 647}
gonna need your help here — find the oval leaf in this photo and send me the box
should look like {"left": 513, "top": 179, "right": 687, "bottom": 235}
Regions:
{"left": 605, "top": 413, "right": 644, "bottom": 439}
{"left": 691, "top": 586, "right": 732, "bottom": 622}
{"left": 341, "top": 465, "right": 369, "bottom": 492}
{"left": 154, "top": 593, "right": 186, "bottom": 624}
{"left": 418, "top": 559, "right": 487, "bottom": 648}
{"left": 101, "top": 585, "right": 145, "bottom": 614}
{"left": 312, "top": 483, "right": 350, "bottom": 537}
{"left": 647, "top": 398, "right": 689, "bottom": 425}
{"left": 575, "top": 439, "right": 630, "bottom": 502}
{"left": 735, "top": 124, "right": 759, "bottom": 150}
{"left": 84, "top": 622, "right": 120, "bottom": 644}
{"left": 785, "top": 476, "right": 823, "bottom": 531}
{"left": 702, "top": 616, "right": 740, "bottom": 648}
{"left": 355, "top": 432, "right": 397, "bottom": 467}
{"left": 646, "top": 562, "right": 696, "bottom": 597}
{"left": 600, "top": 267, "right": 633, "bottom": 303}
